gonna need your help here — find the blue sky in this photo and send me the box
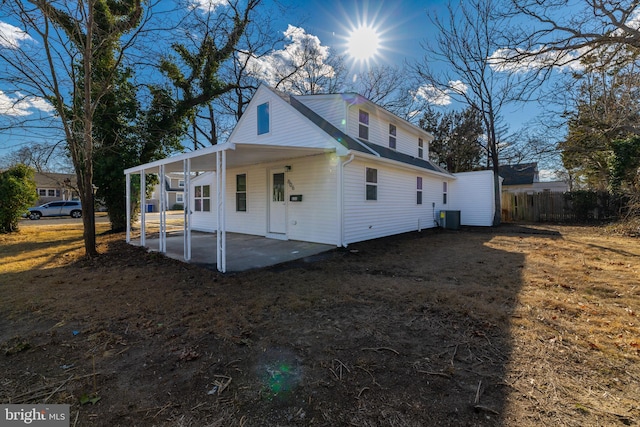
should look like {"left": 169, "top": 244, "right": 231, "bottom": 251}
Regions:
{"left": 0, "top": 0, "right": 543, "bottom": 167}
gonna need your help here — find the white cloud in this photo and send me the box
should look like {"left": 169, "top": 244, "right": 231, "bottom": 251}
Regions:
{"left": 448, "top": 80, "right": 468, "bottom": 95}
{"left": 413, "top": 81, "right": 468, "bottom": 106}
{"left": 0, "top": 91, "right": 55, "bottom": 117}
{"left": 488, "top": 47, "right": 584, "bottom": 73}
{"left": 189, "top": 0, "right": 228, "bottom": 13}
{"left": 413, "top": 85, "right": 451, "bottom": 106}
{"left": 240, "top": 25, "right": 335, "bottom": 94}
{"left": 0, "top": 21, "right": 33, "bottom": 49}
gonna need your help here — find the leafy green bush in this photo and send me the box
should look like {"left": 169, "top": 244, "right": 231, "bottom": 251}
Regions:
{"left": 0, "top": 164, "right": 37, "bottom": 233}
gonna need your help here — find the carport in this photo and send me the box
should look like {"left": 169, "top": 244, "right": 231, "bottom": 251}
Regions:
{"left": 124, "top": 142, "right": 337, "bottom": 273}
{"left": 129, "top": 230, "right": 334, "bottom": 272}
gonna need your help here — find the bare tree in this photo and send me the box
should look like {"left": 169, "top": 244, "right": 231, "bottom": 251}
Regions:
{"left": 345, "top": 65, "right": 419, "bottom": 121}
{"left": 414, "top": 0, "right": 528, "bottom": 226}
{"left": 152, "top": 0, "right": 262, "bottom": 149}
{"left": 500, "top": 0, "right": 640, "bottom": 68}
{"left": 0, "top": 0, "right": 143, "bottom": 256}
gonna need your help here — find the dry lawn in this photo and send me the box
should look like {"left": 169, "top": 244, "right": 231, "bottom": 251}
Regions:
{"left": 0, "top": 221, "right": 639, "bottom": 426}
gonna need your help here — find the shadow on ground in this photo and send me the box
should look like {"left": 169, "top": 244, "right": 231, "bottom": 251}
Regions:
{"left": 0, "top": 225, "right": 561, "bottom": 426}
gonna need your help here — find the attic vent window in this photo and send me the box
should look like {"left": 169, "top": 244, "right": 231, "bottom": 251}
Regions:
{"left": 257, "top": 102, "right": 269, "bottom": 135}
{"left": 359, "top": 109, "right": 369, "bottom": 140}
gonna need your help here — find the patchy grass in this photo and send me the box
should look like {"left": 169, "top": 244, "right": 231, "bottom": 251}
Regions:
{"left": 0, "top": 222, "right": 639, "bottom": 426}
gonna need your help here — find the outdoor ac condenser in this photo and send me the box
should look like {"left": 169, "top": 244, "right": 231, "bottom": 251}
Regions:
{"left": 439, "top": 210, "right": 461, "bottom": 230}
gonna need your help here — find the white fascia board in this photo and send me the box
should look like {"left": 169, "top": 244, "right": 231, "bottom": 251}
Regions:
{"left": 124, "top": 142, "right": 236, "bottom": 175}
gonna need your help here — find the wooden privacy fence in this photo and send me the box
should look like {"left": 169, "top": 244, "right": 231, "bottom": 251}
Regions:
{"left": 501, "top": 191, "right": 619, "bottom": 223}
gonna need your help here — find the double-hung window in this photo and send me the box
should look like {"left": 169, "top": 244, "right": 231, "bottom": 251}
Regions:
{"left": 418, "top": 138, "right": 424, "bottom": 158}
{"left": 417, "top": 177, "right": 423, "bottom": 205}
{"left": 236, "top": 174, "right": 247, "bottom": 212}
{"left": 359, "top": 110, "right": 369, "bottom": 140}
{"left": 194, "top": 185, "right": 211, "bottom": 212}
{"left": 366, "top": 167, "right": 377, "bottom": 201}
{"left": 442, "top": 182, "right": 448, "bottom": 205}
{"left": 389, "top": 124, "right": 397, "bottom": 149}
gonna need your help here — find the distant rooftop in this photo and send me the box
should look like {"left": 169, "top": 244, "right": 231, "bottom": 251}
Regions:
{"left": 499, "top": 163, "right": 538, "bottom": 186}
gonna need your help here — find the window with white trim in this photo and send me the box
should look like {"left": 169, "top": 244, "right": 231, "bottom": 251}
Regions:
{"left": 442, "top": 181, "right": 448, "bottom": 205}
{"left": 178, "top": 179, "right": 185, "bottom": 188}
{"left": 176, "top": 193, "right": 184, "bottom": 203}
{"left": 389, "top": 124, "right": 396, "bottom": 149}
{"left": 366, "top": 167, "right": 377, "bottom": 201}
{"left": 359, "top": 109, "right": 369, "bottom": 140}
{"left": 37, "top": 188, "right": 59, "bottom": 197}
{"left": 194, "top": 185, "right": 211, "bottom": 212}
{"left": 418, "top": 138, "right": 424, "bottom": 159}
{"left": 417, "top": 177, "right": 423, "bottom": 205}
{"left": 236, "top": 173, "right": 247, "bottom": 212}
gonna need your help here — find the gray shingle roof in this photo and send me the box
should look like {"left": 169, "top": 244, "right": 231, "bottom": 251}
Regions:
{"left": 267, "top": 86, "right": 450, "bottom": 176}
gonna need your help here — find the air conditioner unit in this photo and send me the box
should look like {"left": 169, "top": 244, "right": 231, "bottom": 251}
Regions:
{"left": 439, "top": 210, "right": 460, "bottom": 230}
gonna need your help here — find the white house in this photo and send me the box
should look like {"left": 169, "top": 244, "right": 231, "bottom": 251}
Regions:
{"left": 124, "top": 85, "right": 497, "bottom": 272}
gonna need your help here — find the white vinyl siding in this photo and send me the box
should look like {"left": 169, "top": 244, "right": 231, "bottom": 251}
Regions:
{"left": 347, "top": 106, "right": 430, "bottom": 158}
{"left": 282, "top": 154, "right": 339, "bottom": 245}
{"left": 230, "top": 86, "right": 340, "bottom": 151}
{"left": 450, "top": 170, "right": 496, "bottom": 226}
{"left": 342, "top": 159, "right": 442, "bottom": 244}
{"left": 190, "top": 172, "right": 217, "bottom": 232}
{"left": 190, "top": 155, "right": 339, "bottom": 244}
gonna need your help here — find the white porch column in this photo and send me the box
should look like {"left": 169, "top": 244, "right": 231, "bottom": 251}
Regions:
{"left": 159, "top": 164, "right": 166, "bottom": 253}
{"left": 220, "top": 150, "right": 227, "bottom": 273}
{"left": 126, "top": 173, "right": 131, "bottom": 243}
{"left": 183, "top": 159, "right": 191, "bottom": 261}
{"left": 215, "top": 150, "right": 227, "bottom": 273}
{"left": 140, "top": 170, "right": 146, "bottom": 247}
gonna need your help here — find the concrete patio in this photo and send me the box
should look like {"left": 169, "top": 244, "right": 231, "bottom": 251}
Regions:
{"left": 132, "top": 231, "right": 336, "bottom": 272}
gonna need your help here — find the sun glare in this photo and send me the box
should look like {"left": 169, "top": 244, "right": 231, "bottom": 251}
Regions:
{"left": 347, "top": 25, "right": 380, "bottom": 62}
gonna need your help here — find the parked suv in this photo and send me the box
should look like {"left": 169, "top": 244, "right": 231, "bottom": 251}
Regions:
{"left": 26, "top": 200, "right": 82, "bottom": 220}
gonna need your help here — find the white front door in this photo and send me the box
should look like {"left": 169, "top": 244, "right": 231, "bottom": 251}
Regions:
{"left": 268, "top": 169, "right": 287, "bottom": 235}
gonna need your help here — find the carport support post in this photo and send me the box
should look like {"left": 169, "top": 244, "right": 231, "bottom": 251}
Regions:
{"left": 159, "top": 164, "right": 166, "bottom": 253}
{"left": 125, "top": 173, "right": 131, "bottom": 243}
{"left": 183, "top": 159, "right": 191, "bottom": 261}
{"left": 140, "top": 170, "right": 146, "bottom": 247}
{"left": 216, "top": 150, "right": 227, "bottom": 273}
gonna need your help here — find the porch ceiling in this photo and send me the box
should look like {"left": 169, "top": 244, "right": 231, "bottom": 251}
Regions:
{"left": 127, "top": 144, "right": 333, "bottom": 175}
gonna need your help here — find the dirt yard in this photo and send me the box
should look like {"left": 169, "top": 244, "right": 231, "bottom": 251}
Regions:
{"left": 1, "top": 222, "right": 639, "bottom": 426}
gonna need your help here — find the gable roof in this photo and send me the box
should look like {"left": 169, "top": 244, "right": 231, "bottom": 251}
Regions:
{"left": 499, "top": 163, "right": 538, "bottom": 185}
{"left": 264, "top": 86, "right": 450, "bottom": 176}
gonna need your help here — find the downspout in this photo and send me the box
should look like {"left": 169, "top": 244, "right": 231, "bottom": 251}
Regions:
{"left": 339, "top": 153, "right": 355, "bottom": 247}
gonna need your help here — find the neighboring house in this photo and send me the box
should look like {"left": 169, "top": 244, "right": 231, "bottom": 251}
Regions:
{"left": 147, "top": 172, "right": 185, "bottom": 212}
{"left": 499, "top": 163, "right": 569, "bottom": 194}
{"left": 125, "top": 85, "right": 498, "bottom": 272}
{"left": 33, "top": 172, "right": 78, "bottom": 205}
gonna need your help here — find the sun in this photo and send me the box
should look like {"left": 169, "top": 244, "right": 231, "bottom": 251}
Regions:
{"left": 347, "top": 25, "right": 380, "bottom": 62}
